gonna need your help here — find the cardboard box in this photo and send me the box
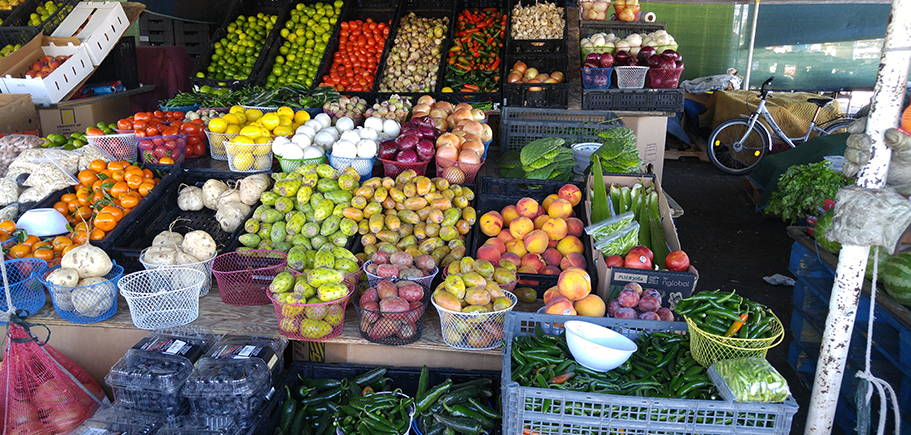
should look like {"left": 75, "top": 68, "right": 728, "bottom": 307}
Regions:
{"left": 52, "top": 2, "right": 130, "bottom": 66}
{"left": 39, "top": 92, "right": 130, "bottom": 136}
{"left": 0, "top": 33, "right": 95, "bottom": 105}
{"left": 620, "top": 115, "right": 667, "bottom": 183}
{"left": 584, "top": 173, "right": 699, "bottom": 302}
{"left": 0, "top": 94, "right": 40, "bottom": 135}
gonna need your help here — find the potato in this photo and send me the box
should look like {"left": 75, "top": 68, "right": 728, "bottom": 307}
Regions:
{"left": 379, "top": 296, "right": 409, "bottom": 313}
{"left": 376, "top": 280, "right": 398, "bottom": 300}
{"left": 396, "top": 282, "right": 424, "bottom": 302}
{"left": 72, "top": 281, "right": 114, "bottom": 317}
{"left": 216, "top": 201, "right": 251, "bottom": 233}
{"left": 50, "top": 287, "right": 75, "bottom": 311}
{"left": 183, "top": 230, "right": 217, "bottom": 262}
{"left": 202, "top": 179, "right": 229, "bottom": 210}
{"left": 177, "top": 184, "right": 204, "bottom": 211}
{"left": 47, "top": 267, "right": 79, "bottom": 287}
{"left": 152, "top": 231, "right": 183, "bottom": 246}
{"left": 175, "top": 248, "right": 202, "bottom": 264}
{"left": 61, "top": 244, "right": 113, "bottom": 278}
{"left": 239, "top": 173, "right": 271, "bottom": 206}
{"left": 142, "top": 245, "right": 177, "bottom": 266}
{"left": 216, "top": 188, "right": 242, "bottom": 210}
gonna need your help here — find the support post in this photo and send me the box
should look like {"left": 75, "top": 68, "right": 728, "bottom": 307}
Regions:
{"left": 743, "top": 0, "right": 760, "bottom": 90}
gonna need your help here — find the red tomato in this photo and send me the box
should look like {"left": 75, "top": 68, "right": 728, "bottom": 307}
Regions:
{"left": 145, "top": 127, "right": 160, "bottom": 137}
{"left": 161, "top": 127, "right": 179, "bottom": 136}
{"left": 132, "top": 120, "right": 147, "bottom": 131}
{"left": 116, "top": 119, "right": 133, "bottom": 130}
{"left": 181, "top": 123, "right": 200, "bottom": 134}
{"left": 134, "top": 112, "right": 150, "bottom": 122}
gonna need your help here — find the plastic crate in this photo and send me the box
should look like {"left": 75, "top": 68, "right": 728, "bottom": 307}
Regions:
{"left": 0, "top": 0, "right": 77, "bottom": 35}
{"left": 502, "top": 54, "right": 570, "bottom": 108}
{"left": 579, "top": 20, "right": 666, "bottom": 38}
{"left": 251, "top": 362, "right": 502, "bottom": 435}
{"left": 582, "top": 87, "right": 685, "bottom": 112}
{"left": 501, "top": 311, "right": 800, "bottom": 435}
{"left": 438, "top": 0, "right": 506, "bottom": 108}
{"left": 30, "top": 166, "right": 180, "bottom": 251}
{"left": 470, "top": 177, "right": 598, "bottom": 296}
{"left": 91, "top": 37, "right": 139, "bottom": 89}
{"left": 106, "top": 170, "right": 255, "bottom": 274}
{"left": 0, "top": 26, "right": 38, "bottom": 47}
{"left": 506, "top": 0, "right": 567, "bottom": 54}
{"left": 499, "top": 107, "right": 625, "bottom": 152}
{"left": 190, "top": 0, "right": 291, "bottom": 91}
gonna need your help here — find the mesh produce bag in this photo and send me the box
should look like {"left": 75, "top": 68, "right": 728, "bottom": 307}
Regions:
{"left": 1, "top": 256, "right": 108, "bottom": 435}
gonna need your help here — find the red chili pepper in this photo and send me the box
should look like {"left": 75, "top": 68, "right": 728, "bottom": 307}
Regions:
{"left": 550, "top": 372, "right": 575, "bottom": 384}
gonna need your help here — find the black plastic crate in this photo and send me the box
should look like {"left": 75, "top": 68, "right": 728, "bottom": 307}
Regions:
{"left": 90, "top": 37, "right": 139, "bottom": 90}
{"left": 506, "top": 0, "right": 567, "bottom": 54}
{"left": 470, "top": 176, "right": 598, "bottom": 296}
{"left": 374, "top": 7, "right": 455, "bottom": 103}
{"left": 502, "top": 53, "right": 569, "bottom": 109}
{"left": 106, "top": 169, "right": 253, "bottom": 274}
{"left": 437, "top": 0, "right": 506, "bottom": 109}
{"left": 0, "top": 0, "right": 77, "bottom": 35}
{"left": 499, "top": 107, "right": 624, "bottom": 152}
{"left": 582, "top": 87, "right": 684, "bottom": 112}
{"left": 253, "top": 0, "right": 349, "bottom": 87}
{"left": 0, "top": 25, "right": 38, "bottom": 46}
{"left": 29, "top": 165, "right": 180, "bottom": 251}
{"left": 183, "top": 155, "right": 278, "bottom": 175}
{"left": 190, "top": 0, "right": 291, "bottom": 91}
{"left": 175, "top": 21, "right": 211, "bottom": 44}
{"left": 250, "top": 362, "right": 501, "bottom": 435}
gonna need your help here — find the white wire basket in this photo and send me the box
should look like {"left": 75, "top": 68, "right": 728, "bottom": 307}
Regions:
{"left": 615, "top": 66, "right": 649, "bottom": 89}
{"left": 86, "top": 134, "right": 139, "bottom": 162}
{"left": 432, "top": 291, "right": 517, "bottom": 351}
{"left": 139, "top": 247, "right": 215, "bottom": 297}
{"left": 204, "top": 129, "right": 239, "bottom": 161}
{"left": 362, "top": 260, "right": 438, "bottom": 288}
{"left": 225, "top": 141, "right": 273, "bottom": 172}
{"left": 571, "top": 142, "right": 601, "bottom": 174}
{"left": 118, "top": 267, "right": 206, "bottom": 330}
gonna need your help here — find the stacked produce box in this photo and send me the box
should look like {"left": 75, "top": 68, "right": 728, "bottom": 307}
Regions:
{"left": 503, "top": 0, "right": 569, "bottom": 108}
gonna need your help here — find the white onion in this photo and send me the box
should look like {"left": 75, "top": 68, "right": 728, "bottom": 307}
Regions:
{"left": 627, "top": 34, "right": 642, "bottom": 46}
{"left": 340, "top": 130, "right": 361, "bottom": 144}
{"left": 356, "top": 139, "right": 377, "bottom": 159}
{"left": 282, "top": 144, "right": 304, "bottom": 159}
{"left": 295, "top": 125, "right": 317, "bottom": 138}
{"left": 303, "top": 146, "right": 325, "bottom": 159}
{"left": 292, "top": 134, "right": 312, "bottom": 149}
{"left": 592, "top": 35, "right": 606, "bottom": 46}
{"left": 364, "top": 116, "right": 384, "bottom": 131}
{"left": 335, "top": 116, "right": 355, "bottom": 132}
{"left": 315, "top": 113, "right": 332, "bottom": 129}
{"left": 305, "top": 119, "right": 322, "bottom": 131}
{"left": 332, "top": 140, "right": 358, "bottom": 159}
{"left": 383, "top": 119, "right": 401, "bottom": 137}
{"left": 314, "top": 131, "right": 335, "bottom": 148}
{"left": 358, "top": 127, "right": 379, "bottom": 141}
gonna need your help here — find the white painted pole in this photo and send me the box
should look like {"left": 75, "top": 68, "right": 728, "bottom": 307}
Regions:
{"left": 743, "top": 0, "right": 760, "bottom": 90}
{"left": 804, "top": 0, "right": 911, "bottom": 433}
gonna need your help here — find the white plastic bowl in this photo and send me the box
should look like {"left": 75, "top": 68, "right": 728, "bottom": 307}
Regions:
{"left": 565, "top": 320, "right": 637, "bottom": 372}
{"left": 16, "top": 208, "right": 69, "bottom": 237}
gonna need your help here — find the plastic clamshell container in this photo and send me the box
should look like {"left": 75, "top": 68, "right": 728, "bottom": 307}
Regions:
{"left": 105, "top": 349, "right": 195, "bottom": 414}
{"left": 707, "top": 362, "right": 793, "bottom": 403}
{"left": 139, "top": 326, "right": 220, "bottom": 352}
{"left": 67, "top": 407, "right": 162, "bottom": 435}
{"left": 181, "top": 357, "right": 271, "bottom": 427}
{"left": 205, "top": 335, "right": 288, "bottom": 383}
{"left": 158, "top": 415, "right": 242, "bottom": 435}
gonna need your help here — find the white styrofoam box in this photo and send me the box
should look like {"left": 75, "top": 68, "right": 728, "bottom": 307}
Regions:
{"left": 52, "top": 2, "right": 129, "bottom": 65}
{"left": 1, "top": 42, "right": 95, "bottom": 105}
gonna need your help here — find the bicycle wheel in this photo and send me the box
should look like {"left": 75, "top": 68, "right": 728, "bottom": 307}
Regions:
{"left": 823, "top": 119, "right": 853, "bottom": 135}
{"left": 707, "top": 119, "right": 771, "bottom": 175}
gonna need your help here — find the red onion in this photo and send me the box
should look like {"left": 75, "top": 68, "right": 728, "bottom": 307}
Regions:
{"left": 614, "top": 51, "right": 630, "bottom": 64}
{"left": 658, "top": 57, "right": 676, "bottom": 69}
{"left": 585, "top": 53, "right": 601, "bottom": 64}
{"left": 583, "top": 60, "right": 600, "bottom": 69}
{"left": 599, "top": 52, "right": 614, "bottom": 68}
{"left": 647, "top": 54, "right": 662, "bottom": 68}
{"left": 662, "top": 50, "right": 682, "bottom": 62}
{"left": 593, "top": 73, "right": 609, "bottom": 88}
{"left": 395, "top": 133, "right": 419, "bottom": 151}
{"left": 411, "top": 116, "right": 436, "bottom": 129}
{"left": 416, "top": 140, "right": 435, "bottom": 161}
{"left": 418, "top": 126, "right": 435, "bottom": 140}
{"left": 379, "top": 141, "right": 399, "bottom": 160}
{"left": 396, "top": 149, "right": 419, "bottom": 163}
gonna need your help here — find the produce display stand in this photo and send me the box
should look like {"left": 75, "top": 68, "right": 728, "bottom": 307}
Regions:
{"left": 786, "top": 226, "right": 911, "bottom": 434}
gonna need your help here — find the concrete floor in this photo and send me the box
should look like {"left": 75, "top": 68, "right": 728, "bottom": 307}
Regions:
{"left": 661, "top": 157, "right": 818, "bottom": 435}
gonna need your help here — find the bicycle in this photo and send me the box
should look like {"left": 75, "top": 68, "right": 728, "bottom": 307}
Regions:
{"left": 707, "top": 76, "right": 853, "bottom": 174}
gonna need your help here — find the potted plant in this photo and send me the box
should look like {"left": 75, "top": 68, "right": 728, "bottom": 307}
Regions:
{"left": 766, "top": 161, "right": 851, "bottom": 226}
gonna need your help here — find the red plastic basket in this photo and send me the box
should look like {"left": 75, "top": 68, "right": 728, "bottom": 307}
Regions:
{"left": 435, "top": 155, "right": 485, "bottom": 185}
{"left": 267, "top": 288, "right": 352, "bottom": 342}
{"left": 380, "top": 158, "right": 432, "bottom": 178}
{"left": 646, "top": 67, "right": 684, "bottom": 89}
{"left": 210, "top": 250, "right": 287, "bottom": 306}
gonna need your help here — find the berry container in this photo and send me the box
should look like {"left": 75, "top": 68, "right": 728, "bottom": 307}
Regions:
{"left": 205, "top": 335, "right": 288, "bottom": 384}
{"left": 105, "top": 349, "right": 196, "bottom": 416}
{"left": 181, "top": 357, "right": 271, "bottom": 428}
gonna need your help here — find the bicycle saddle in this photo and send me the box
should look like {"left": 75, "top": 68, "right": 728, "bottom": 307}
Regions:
{"left": 807, "top": 97, "right": 834, "bottom": 108}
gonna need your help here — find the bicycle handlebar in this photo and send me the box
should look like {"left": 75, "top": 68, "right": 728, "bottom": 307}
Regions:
{"left": 760, "top": 77, "right": 774, "bottom": 99}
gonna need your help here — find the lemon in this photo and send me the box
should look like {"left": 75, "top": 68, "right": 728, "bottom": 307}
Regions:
{"left": 245, "top": 108, "right": 264, "bottom": 122}
{"left": 277, "top": 106, "right": 294, "bottom": 117}
{"left": 233, "top": 151, "right": 254, "bottom": 171}
{"left": 233, "top": 135, "right": 255, "bottom": 145}
{"left": 294, "top": 110, "right": 311, "bottom": 124}
{"left": 255, "top": 136, "right": 272, "bottom": 144}
{"left": 208, "top": 118, "right": 227, "bottom": 133}
{"left": 254, "top": 155, "right": 272, "bottom": 170}
{"left": 272, "top": 125, "right": 293, "bottom": 137}
{"left": 278, "top": 115, "right": 293, "bottom": 127}
{"left": 223, "top": 113, "right": 241, "bottom": 125}
{"left": 234, "top": 112, "right": 247, "bottom": 124}
{"left": 261, "top": 113, "right": 281, "bottom": 130}
{"left": 224, "top": 124, "right": 241, "bottom": 135}
{"left": 253, "top": 142, "right": 272, "bottom": 156}
{"left": 230, "top": 105, "right": 245, "bottom": 115}
{"left": 240, "top": 125, "right": 264, "bottom": 138}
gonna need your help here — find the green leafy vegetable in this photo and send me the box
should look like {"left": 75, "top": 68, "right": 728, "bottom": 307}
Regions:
{"left": 520, "top": 138, "right": 564, "bottom": 167}
{"left": 766, "top": 161, "right": 851, "bottom": 223}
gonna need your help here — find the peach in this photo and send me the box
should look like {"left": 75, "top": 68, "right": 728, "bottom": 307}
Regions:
{"left": 485, "top": 237, "right": 507, "bottom": 254}
{"left": 523, "top": 229, "right": 549, "bottom": 254}
{"left": 557, "top": 268, "right": 592, "bottom": 301}
{"left": 560, "top": 252, "right": 587, "bottom": 270}
{"left": 476, "top": 244, "right": 502, "bottom": 266}
{"left": 541, "top": 265, "right": 561, "bottom": 275}
{"left": 517, "top": 265, "right": 540, "bottom": 286}
{"left": 541, "top": 248, "right": 562, "bottom": 267}
{"left": 574, "top": 294, "right": 606, "bottom": 317}
{"left": 542, "top": 218, "right": 568, "bottom": 241}
{"left": 542, "top": 287, "right": 561, "bottom": 305}
{"left": 500, "top": 252, "right": 522, "bottom": 269}
{"left": 534, "top": 205, "right": 546, "bottom": 218}
{"left": 505, "top": 239, "right": 528, "bottom": 258}
{"left": 547, "top": 198, "right": 573, "bottom": 220}
{"left": 501, "top": 205, "right": 519, "bottom": 226}
{"left": 548, "top": 239, "right": 559, "bottom": 249}
{"left": 509, "top": 216, "right": 534, "bottom": 240}
{"left": 544, "top": 296, "right": 577, "bottom": 316}
{"left": 533, "top": 214, "right": 550, "bottom": 230}
{"left": 516, "top": 197, "right": 539, "bottom": 219}
{"left": 541, "top": 194, "right": 559, "bottom": 210}
{"left": 565, "top": 217, "right": 585, "bottom": 237}
{"left": 479, "top": 211, "right": 503, "bottom": 237}
{"left": 520, "top": 253, "right": 546, "bottom": 272}
{"left": 558, "top": 184, "right": 582, "bottom": 207}
{"left": 497, "top": 229, "right": 515, "bottom": 244}
{"left": 556, "top": 236, "right": 584, "bottom": 256}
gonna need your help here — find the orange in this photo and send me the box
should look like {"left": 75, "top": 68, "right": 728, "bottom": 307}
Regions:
{"left": 89, "top": 229, "right": 106, "bottom": 241}
{"left": 120, "top": 194, "right": 140, "bottom": 209}
{"left": 137, "top": 181, "right": 156, "bottom": 197}
{"left": 110, "top": 181, "right": 129, "bottom": 199}
{"left": 51, "top": 236, "right": 73, "bottom": 252}
{"left": 61, "top": 244, "right": 77, "bottom": 256}
{"left": 89, "top": 159, "right": 107, "bottom": 172}
{"left": 142, "top": 169, "right": 154, "bottom": 179}
{"left": 32, "top": 248, "right": 54, "bottom": 261}
{"left": 0, "top": 220, "right": 16, "bottom": 234}
{"left": 93, "top": 213, "right": 117, "bottom": 232}
{"left": 125, "top": 173, "right": 143, "bottom": 189}
{"left": 75, "top": 206, "right": 93, "bottom": 222}
{"left": 106, "top": 161, "right": 125, "bottom": 171}
{"left": 20, "top": 235, "right": 39, "bottom": 248}
{"left": 60, "top": 193, "right": 77, "bottom": 204}
{"left": 31, "top": 241, "right": 53, "bottom": 252}
{"left": 100, "top": 206, "right": 124, "bottom": 222}
{"left": 8, "top": 244, "right": 31, "bottom": 259}
{"left": 71, "top": 230, "right": 88, "bottom": 246}
{"left": 160, "top": 157, "right": 175, "bottom": 165}
{"left": 111, "top": 169, "right": 125, "bottom": 182}
{"left": 77, "top": 169, "right": 98, "bottom": 186}
{"left": 73, "top": 222, "right": 90, "bottom": 233}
